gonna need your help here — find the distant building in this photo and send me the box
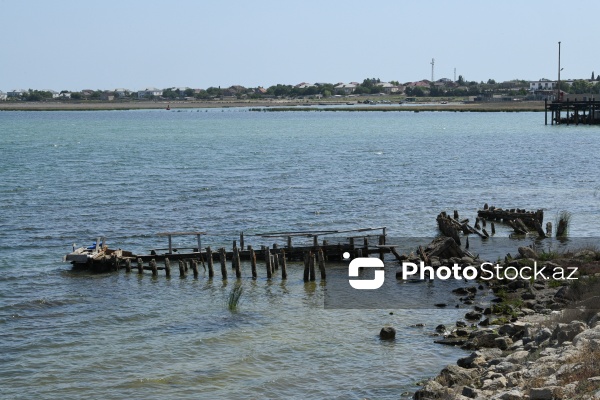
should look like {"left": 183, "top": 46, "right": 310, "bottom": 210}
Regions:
{"left": 334, "top": 83, "right": 356, "bottom": 94}
{"left": 376, "top": 82, "right": 402, "bottom": 94}
{"left": 101, "top": 92, "right": 115, "bottom": 101}
{"left": 59, "top": 92, "right": 72, "bottom": 99}
{"left": 7, "top": 89, "right": 26, "bottom": 98}
{"left": 46, "top": 90, "right": 60, "bottom": 99}
{"left": 114, "top": 88, "right": 130, "bottom": 98}
{"left": 0, "top": 91, "right": 7, "bottom": 101}
{"left": 137, "top": 87, "right": 163, "bottom": 99}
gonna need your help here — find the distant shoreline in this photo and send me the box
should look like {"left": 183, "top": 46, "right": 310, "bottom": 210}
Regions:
{"left": 0, "top": 100, "right": 545, "bottom": 112}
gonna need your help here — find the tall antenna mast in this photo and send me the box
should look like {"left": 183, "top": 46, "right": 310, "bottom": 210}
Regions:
{"left": 431, "top": 58, "right": 435, "bottom": 81}
{"left": 454, "top": 67, "right": 456, "bottom": 82}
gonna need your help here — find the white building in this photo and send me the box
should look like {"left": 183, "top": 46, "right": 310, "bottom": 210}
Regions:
{"left": 334, "top": 83, "right": 356, "bottom": 94}
{"left": 0, "top": 91, "right": 7, "bottom": 101}
{"left": 137, "top": 87, "right": 163, "bottom": 99}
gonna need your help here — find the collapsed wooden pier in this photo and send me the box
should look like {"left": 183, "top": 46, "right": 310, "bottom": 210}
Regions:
{"left": 545, "top": 98, "right": 600, "bottom": 125}
{"left": 67, "top": 227, "right": 393, "bottom": 281}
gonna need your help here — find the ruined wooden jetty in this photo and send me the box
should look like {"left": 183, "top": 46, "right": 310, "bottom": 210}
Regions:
{"left": 545, "top": 98, "right": 600, "bottom": 125}
{"left": 66, "top": 227, "right": 392, "bottom": 281}
{"left": 477, "top": 204, "right": 543, "bottom": 230}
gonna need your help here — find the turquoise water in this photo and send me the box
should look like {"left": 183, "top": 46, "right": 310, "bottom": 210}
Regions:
{"left": 1, "top": 109, "right": 599, "bottom": 399}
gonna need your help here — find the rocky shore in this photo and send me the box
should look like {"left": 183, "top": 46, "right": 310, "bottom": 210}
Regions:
{"left": 411, "top": 246, "right": 600, "bottom": 399}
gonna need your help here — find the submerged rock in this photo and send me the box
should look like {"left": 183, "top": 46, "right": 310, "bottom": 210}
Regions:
{"left": 379, "top": 326, "right": 396, "bottom": 340}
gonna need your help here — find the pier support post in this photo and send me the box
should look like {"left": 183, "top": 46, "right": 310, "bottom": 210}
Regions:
{"left": 150, "top": 259, "right": 158, "bottom": 276}
{"left": 303, "top": 252, "right": 310, "bottom": 282}
{"left": 164, "top": 258, "right": 171, "bottom": 277}
{"left": 491, "top": 222, "right": 495, "bottom": 236}
{"left": 318, "top": 248, "right": 326, "bottom": 280}
{"left": 265, "top": 247, "right": 272, "bottom": 279}
{"left": 219, "top": 248, "right": 227, "bottom": 280}
{"left": 546, "top": 222, "right": 553, "bottom": 237}
{"left": 363, "top": 238, "right": 369, "bottom": 257}
{"left": 281, "top": 249, "right": 287, "bottom": 280}
{"left": 240, "top": 232, "right": 244, "bottom": 251}
{"left": 125, "top": 258, "right": 131, "bottom": 273}
{"left": 206, "top": 247, "right": 214, "bottom": 278}
{"left": 137, "top": 258, "right": 143, "bottom": 274}
{"left": 178, "top": 260, "right": 185, "bottom": 278}
{"left": 309, "top": 252, "right": 316, "bottom": 281}
{"left": 249, "top": 246, "right": 257, "bottom": 279}
{"left": 234, "top": 247, "right": 241, "bottom": 279}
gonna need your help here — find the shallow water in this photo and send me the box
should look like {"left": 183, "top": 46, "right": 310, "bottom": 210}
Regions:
{"left": 1, "top": 109, "right": 599, "bottom": 399}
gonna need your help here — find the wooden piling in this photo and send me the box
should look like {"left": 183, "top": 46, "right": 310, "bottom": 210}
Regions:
{"left": 265, "top": 247, "right": 272, "bottom": 279}
{"left": 273, "top": 252, "right": 280, "bottom": 271}
{"left": 125, "top": 258, "right": 132, "bottom": 273}
{"left": 249, "top": 246, "right": 257, "bottom": 279}
{"left": 303, "top": 252, "right": 310, "bottom": 282}
{"left": 234, "top": 247, "right": 241, "bottom": 279}
{"left": 317, "top": 248, "right": 326, "bottom": 280}
{"left": 363, "top": 237, "right": 369, "bottom": 257}
{"left": 192, "top": 260, "right": 199, "bottom": 278}
{"left": 219, "top": 248, "right": 227, "bottom": 280}
{"left": 240, "top": 232, "right": 244, "bottom": 251}
{"left": 491, "top": 222, "right": 495, "bottom": 235}
{"left": 453, "top": 210, "right": 459, "bottom": 220}
{"left": 137, "top": 258, "right": 143, "bottom": 274}
{"left": 179, "top": 260, "right": 185, "bottom": 277}
{"left": 163, "top": 258, "right": 170, "bottom": 277}
{"left": 281, "top": 249, "right": 287, "bottom": 280}
{"left": 150, "top": 259, "right": 157, "bottom": 276}
{"left": 546, "top": 222, "right": 553, "bottom": 237}
{"left": 309, "top": 252, "right": 316, "bottom": 281}
{"left": 206, "top": 247, "right": 214, "bottom": 278}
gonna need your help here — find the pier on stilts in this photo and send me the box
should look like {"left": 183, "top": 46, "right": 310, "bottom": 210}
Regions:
{"left": 545, "top": 98, "right": 600, "bottom": 125}
{"left": 66, "top": 227, "right": 391, "bottom": 281}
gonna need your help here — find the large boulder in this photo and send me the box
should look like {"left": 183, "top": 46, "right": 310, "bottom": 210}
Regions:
{"left": 518, "top": 246, "right": 538, "bottom": 259}
{"left": 457, "top": 351, "right": 487, "bottom": 369}
{"left": 438, "top": 364, "right": 477, "bottom": 387}
{"left": 379, "top": 326, "right": 396, "bottom": 340}
{"left": 551, "top": 321, "right": 588, "bottom": 345}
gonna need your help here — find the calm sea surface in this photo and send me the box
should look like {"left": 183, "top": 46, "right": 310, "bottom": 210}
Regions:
{"left": 1, "top": 109, "right": 599, "bottom": 399}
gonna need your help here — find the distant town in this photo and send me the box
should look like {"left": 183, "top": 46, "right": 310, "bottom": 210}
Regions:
{"left": 2, "top": 75, "right": 600, "bottom": 103}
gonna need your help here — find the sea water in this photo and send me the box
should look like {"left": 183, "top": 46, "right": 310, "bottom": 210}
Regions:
{"left": 1, "top": 109, "right": 599, "bottom": 399}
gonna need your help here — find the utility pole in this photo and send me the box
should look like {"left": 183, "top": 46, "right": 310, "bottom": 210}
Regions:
{"left": 431, "top": 58, "right": 435, "bottom": 82}
{"left": 454, "top": 67, "right": 456, "bottom": 82}
{"left": 557, "top": 41, "right": 561, "bottom": 102}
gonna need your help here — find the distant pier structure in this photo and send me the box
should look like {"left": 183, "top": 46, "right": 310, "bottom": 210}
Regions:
{"left": 545, "top": 97, "right": 600, "bottom": 125}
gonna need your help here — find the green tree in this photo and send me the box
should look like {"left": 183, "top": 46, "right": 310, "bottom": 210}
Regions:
{"left": 487, "top": 79, "right": 496, "bottom": 85}
{"left": 457, "top": 75, "right": 465, "bottom": 85}
{"left": 184, "top": 88, "right": 195, "bottom": 97}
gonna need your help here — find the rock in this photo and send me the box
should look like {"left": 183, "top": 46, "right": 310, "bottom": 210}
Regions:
{"left": 518, "top": 246, "right": 538, "bottom": 259}
{"left": 573, "top": 325, "right": 600, "bottom": 348}
{"left": 478, "top": 318, "right": 490, "bottom": 327}
{"left": 534, "top": 328, "right": 552, "bottom": 344}
{"left": 439, "top": 364, "right": 477, "bottom": 386}
{"left": 529, "top": 386, "right": 559, "bottom": 400}
{"left": 499, "top": 389, "right": 525, "bottom": 400}
{"left": 435, "top": 324, "right": 447, "bottom": 333}
{"left": 434, "top": 303, "right": 447, "bottom": 308}
{"left": 413, "top": 379, "right": 445, "bottom": 399}
{"left": 379, "top": 326, "right": 396, "bottom": 340}
{"left": 495, "top": 336, "right": 513, "bottom": 350}
{"left": 481, "top": 375, "right": 507, "bottom": 391}
{"left": 456, "top": 320, "right": 467, "bottom": 328}
{"left": 434, "top": 337, "right": 467, "bottom": 346}
{"left": 521, "top": 292, "right": 536, "bottom": 300}
{"left": 589, "top": 312, "right": 600, "bottom": 328}
{"left": 551, "top": 320, "right": 588, "bottom": 344}
{"left": 465, "top": 311, "right": 482, "bottom": 320}
{"left": 461, "top": 386, "right": 479, "bottom": 398}
{"left": 453, "top": 286, "right": 477, "bottom": 296}
{"left": 455, "top": 328, "right": 470, "bottom": 337}
{"left": 457, "top": 351, "right": 487, "bottom": 369}
{"left": 505, "top": 350, "right": 530, "bottom": 363}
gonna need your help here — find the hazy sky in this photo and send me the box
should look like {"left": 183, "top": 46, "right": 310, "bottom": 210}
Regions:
{"left": 1, "top": 0, "right": 599, "bottom": 92}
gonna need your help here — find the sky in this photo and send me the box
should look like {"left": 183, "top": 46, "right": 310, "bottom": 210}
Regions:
{"left": 1, "top": 0, "right": 599, "bottom": 92}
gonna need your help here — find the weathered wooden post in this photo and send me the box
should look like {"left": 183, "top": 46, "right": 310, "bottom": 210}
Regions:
{"left": 192, "top": 260, "right": 199, "bottom": 278}
{"left": 219, "top": 248, "right": 227, "bottom": 280}
{"left": 164, "top": 258, "right": 171, "bottom": 277}
{"left": 363, "top": 237, "right": 369, "bottom": 257}
{"left": 491, "top": 222, "right": 495, "bottom": 236}
{"left": 249, "top": 246, "right": 257, "bottom": 279}
{"left": 281, "top": 249, "right": 287, "bottom": 280}
{"left": 234, "top": 247, "right": 241, "bottom": 279}
{"left": 317, "top": 248, "right": 326, "bottom": 280}
{"left": 240, "top": 232, "right": 244, "bottom": 252}
{"left": 303, "top": 252, "right": 310, "bottom": 282}
{"left": 137, "top": 258, "right": 143, "bottom": 274}
{"left": 453, "top": 210, "right": 459, "bottom": 220}
{"left": 265, "top": 247, "right": 272, "bottom": 279}
{"left": 309, "top": 252, "right": 316, "bottom": 281}
{"left": 125, "top": 258, "right": 132, "bottom": 273}
{"left": 179, "top": 260, "right": 185, "bottom": 277}
{"left": 546, "top": 222, "right": 553, "bottom": 237}
{"left": 272, "top": 244, "right": 279, "bottom": 270}
{"left": 206, "top": 247, "right": 214, "bottom": 278}
{"left": 287, "top": 236, "right": 292, "bottom": 249}
{"left": 150, "top": 259, "right": 157, "bottom": 276}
